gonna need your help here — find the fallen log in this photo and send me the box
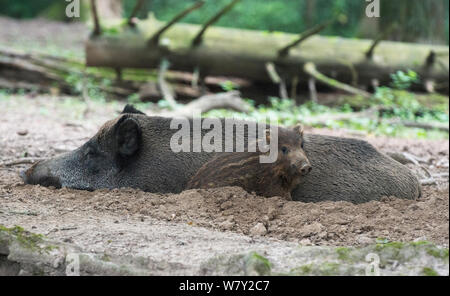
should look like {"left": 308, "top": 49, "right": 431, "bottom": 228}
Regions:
{"left": 85, "top": 16, "right": 449, "bottom": 92}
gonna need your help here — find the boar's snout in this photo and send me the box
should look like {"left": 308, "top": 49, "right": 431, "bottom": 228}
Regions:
{"left": 20, "top": 161, "right": 62, "bottom": 189}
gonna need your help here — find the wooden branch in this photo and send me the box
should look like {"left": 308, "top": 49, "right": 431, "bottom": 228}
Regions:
{"left": 278, "top": 20, "right": 332, "bottom": 56}
{"left": 149, "top": 1, "right": 205, "bottom": 45}
{"left": 90, "top": 0, "right": 102, "bottom": 37}
{"left": 290, "top": 75, "right": 299, "bottom": 101}
{"left": 386, "top": 120, "right": 449, "bottom": 132}
{"left": 337, "top": 59, "right": 358, "bottom": 86}
{"left": 160, "top": 91, "right": 250, "bottom": 118}
{"left": 158, "top": 59, "right": 178, "bottom": 109}
{"left": 366, "top": 23, "right": 398, "bottom": 59}
{"left": 0, "top": 158, "right": 46, "bottom": 167}
{"left": 303, "top": 62, "right": 371, "bottom": 98}
{"left": 308, "top": 78, "right": 318, "bottom": 103}
{"left": 265, "top": 62, "right": 288, "bottom": 99}
{"left": 279, "top": 78, "right": 288, "bottom": 99}
{"left": 191, "top": 0, "right": 241, "bottom": 47}
{"left": 426, "top": 50, "right": 436, "bottom": 67}
{"left": 385, "top": 152, "right": 429, "bottom": 166}
{"left": 265, "top": 62, "right": 281, "bottom": 84}
{"left": 127, "top": 0, "right": 145, "bottom": 27}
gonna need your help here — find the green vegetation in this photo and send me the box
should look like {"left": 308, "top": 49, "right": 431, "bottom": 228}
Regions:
{"left": 244, "top": 251, "right": 272, "bottom": 275}
{"left": 422, "top": 267, "right": 439, "bottom": 276}
{"left": 1, "top": 0, "right": 448, "bottom": 44}
{"left": 336, "top": 247, "right": 351, "bottom": 261}
{"left": 202, "top": 70, "right": 448, "bottom": 140}
{"left": 427, "top": 248, "right": 449, "bottom": 260}
{"left": 0, "top": 225, "right": 56, "bottom": 253}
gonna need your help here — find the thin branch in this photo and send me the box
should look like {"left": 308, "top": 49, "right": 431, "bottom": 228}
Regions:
{"left": 365, "top": 23, "right": 398, "bottom": 59}
{"left": 265, "top": 62, "right": 288, "bottom": 99}
{"left": 386, "top": 120, "right": 449, "bottom": 132}
{"left": 278, "top": 20, "right": 332, "bottom": 56}
{"left": 279, "top": 78, "right": 288, "bottom": 100}
{"left": 127, "top": 0, "right": 145, "bottom": 27}
{"left": 192, "top": 0, "right": 241, "bottom": 47}
{"left": 0, "top": 158, "right": 46, "bottom": 167}
{"left": 290, "top": 75, "right": 299, "bottom": 101}
{"left": 265, "top": 62, "right": 281, "bottom": 84}
{"left": 90, "top": 0, "right": 102, "bottom": 37}
{"left": 425, "top": 50, "right": 436, "bottom": 67}
{"left": 303, "top": 62, "right": 371, "bottom": 98}
{"left": 148, "top": 1, "right": 205, "bottom": 45}
{"left": 308, "top": 78, "right": 318, "bottom": 103}
{"left": 158, "top": 59, "right": 178, "bottom": 109}
{"left": 337, "top": 58, "right": 358, "bottom": 86}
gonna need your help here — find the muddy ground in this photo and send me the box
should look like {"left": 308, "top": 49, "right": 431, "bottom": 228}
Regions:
{"left": 0, "top": 95, "right": 448, "bottom": 273}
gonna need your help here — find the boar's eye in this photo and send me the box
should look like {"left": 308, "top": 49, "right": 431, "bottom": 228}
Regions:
{"left": 84, "top": 147, "right": 101, "bottom": 174}
{"left": 281, "top": 146, "right": 288, "bottom": 154}
{"left": 85, "top": 148, "right": 97, "bottom": 158}
{"left": 301, "top": 141, "right": 304, "bottom": 149}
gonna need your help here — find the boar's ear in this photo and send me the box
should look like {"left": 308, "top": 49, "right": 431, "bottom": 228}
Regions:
{"left": 115, "top": 116, "right": 142, "bottom": 157}
{"left": 121, "top": 104, "right": 146, "bottom": 115}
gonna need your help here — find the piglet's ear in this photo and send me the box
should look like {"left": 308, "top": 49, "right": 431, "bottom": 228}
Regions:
{"left": 293, "top": 124, "right": 304, "bottom": 137}
{"left": 116, "top": 116, "right": 141, "bottom": 157}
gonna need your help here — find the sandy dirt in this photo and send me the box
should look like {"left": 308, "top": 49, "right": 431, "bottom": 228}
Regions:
{"left": 0, "top": 95, "right": 449, "bottom": 253}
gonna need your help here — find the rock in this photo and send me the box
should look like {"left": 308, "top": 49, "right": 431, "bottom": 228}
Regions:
{"left": 299, "top": 238, "right": 312, "bottom": 246}
{"left": 17, "top": 130, "right": 28, "bottom": 136}
{"left": 219, "top": 220, "right": 235, "bottom": 231}
{"left": 356, "top": 235, "right": 373, "bottom": 245}
{"left": 299, "top": 222, "right": 324, "bottom": 237}
{"left": 250, "top": 223, "right": 267, "bottom": 236}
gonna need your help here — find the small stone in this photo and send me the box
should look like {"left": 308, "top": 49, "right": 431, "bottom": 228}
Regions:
{"left": 220, "top": 201, "right": 233, "bottom": 210}
{"left": 219, "top": 220, "right": 235, "bottom": 231}
{"left": 299, "top": 222, "right": 324, "bottom": 237}
{"left": 413, "top": 236, "right": 428, "bottom": 242}
{"left": 299, "top": 238, "right": 312, "bottom": 246}
{"left": 17, "top": 130, "right": 28, "bottom": 136}
{"left": 250, "top": 223, "right": 267, "bottom": 236}
{"left": 356, "top": 235, "right": 373, "bottom": 245}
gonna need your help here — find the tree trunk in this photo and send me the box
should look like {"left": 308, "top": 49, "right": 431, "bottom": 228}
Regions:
{"left": 85, "top": 17, "right": 449, "bottom": 93}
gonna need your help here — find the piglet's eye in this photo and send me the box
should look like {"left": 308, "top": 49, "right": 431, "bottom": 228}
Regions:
{"left": 281, "top": 146, "right": 288, "bottom": 154}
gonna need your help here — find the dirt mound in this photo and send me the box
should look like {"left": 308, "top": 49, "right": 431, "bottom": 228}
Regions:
{"left": 2, "top": 169, "right": 448, "bottom": 247}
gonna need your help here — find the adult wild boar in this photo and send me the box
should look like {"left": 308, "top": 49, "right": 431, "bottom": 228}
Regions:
{"left": 21, "top": 106, "right": 421, "bottom": 203}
